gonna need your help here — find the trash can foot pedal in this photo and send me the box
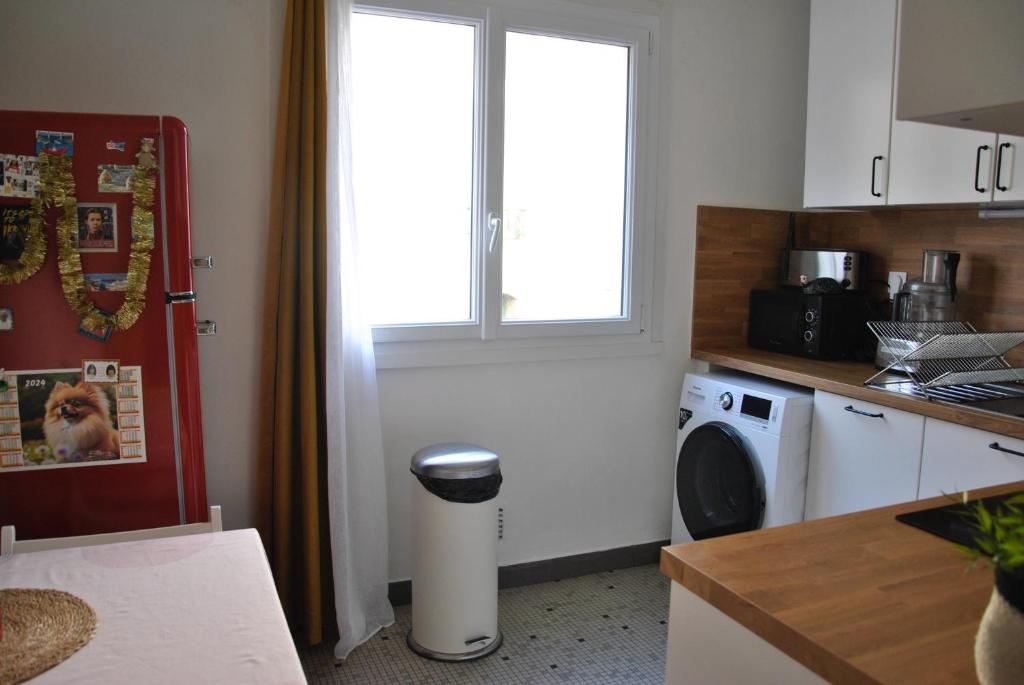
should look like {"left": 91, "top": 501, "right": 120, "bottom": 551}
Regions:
{"left": 407, "top": 629, "right": 503, "bottom": 662}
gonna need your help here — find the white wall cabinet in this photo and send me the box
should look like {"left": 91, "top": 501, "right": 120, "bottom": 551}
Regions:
{"left": 887, "top": 4, "right": 999, "bottom": 207}
{"left": 803, "top": 0, "right": 896, "bottom": 208}
{"left": 887, "top": 121, "right": 997, "bottom": 206}
{"left": 918, "top": 419, "right": 1024, "bottom": 498}
{"left": 805, "top": 390, "right": 924, "bottom": 519}
{"left": 805, "top": 0, "right": 1024, "bottom": 208}
{"left": 888, "top": 127, "right": 1024, "bottom": 205}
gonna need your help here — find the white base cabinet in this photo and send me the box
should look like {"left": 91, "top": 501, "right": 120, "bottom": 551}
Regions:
{"left": 918, "top": 420, "right": 1024, "bottom": 498}
{"left": 665, "top": 582, "right": 827, "bottom": 685}
{"left": 805, "top": 390, "right": 924, "bottom": 519}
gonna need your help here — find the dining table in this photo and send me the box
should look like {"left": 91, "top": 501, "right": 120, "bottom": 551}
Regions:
{"left": 0, "top": 528, "right": 307, "bottom": 684}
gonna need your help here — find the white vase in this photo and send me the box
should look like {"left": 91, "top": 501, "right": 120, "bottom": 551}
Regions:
{"left": 975, "top": 570, "right": 1024, "bottom": 685}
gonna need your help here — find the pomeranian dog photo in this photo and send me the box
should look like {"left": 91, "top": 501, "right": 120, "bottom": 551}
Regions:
{"left": 43, "top": 381, "right": 120, "bottom": 461}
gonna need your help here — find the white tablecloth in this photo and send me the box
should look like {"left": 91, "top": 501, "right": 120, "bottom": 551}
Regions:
{"left": 0, "top": 528, "right": 306, "bottom": 684}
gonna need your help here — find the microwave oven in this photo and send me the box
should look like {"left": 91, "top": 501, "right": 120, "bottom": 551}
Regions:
{"left": 747, "top": 289, "right": 874, "bottom": 361}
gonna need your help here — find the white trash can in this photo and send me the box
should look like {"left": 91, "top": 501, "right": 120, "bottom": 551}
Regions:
{"left": 408, "top": 443, "right": 503, "bottom": 661}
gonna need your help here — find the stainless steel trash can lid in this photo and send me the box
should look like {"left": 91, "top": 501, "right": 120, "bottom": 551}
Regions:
{"left": 410, "top": 443, "right": 500, "bottom": 480}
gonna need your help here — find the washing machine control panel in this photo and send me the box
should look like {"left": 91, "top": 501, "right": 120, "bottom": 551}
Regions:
{"left": 680, "top": 372, "right": 812, "bottom": 440}
{"left": 713, "top": 386, "right": 775, "bottom": 426}
{"left": 738, "top": 393, "right": 774, "bottom": 424}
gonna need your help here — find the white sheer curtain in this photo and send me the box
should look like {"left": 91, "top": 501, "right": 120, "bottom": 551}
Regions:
{"left": 324, "top": 0, "right": 395, "bottom": 660}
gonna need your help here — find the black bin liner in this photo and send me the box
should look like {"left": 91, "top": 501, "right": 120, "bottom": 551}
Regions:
{"left": 414, "top": 471, "right": 503, "bottom": 504}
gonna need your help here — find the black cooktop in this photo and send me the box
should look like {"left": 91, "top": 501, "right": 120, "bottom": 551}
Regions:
{"left": 896, "top": 492, "right": 1022, "bottom": 550}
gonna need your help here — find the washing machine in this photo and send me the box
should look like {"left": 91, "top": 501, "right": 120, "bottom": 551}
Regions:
{"left": 671, "top": 371, "right": 814, "bottom": 544}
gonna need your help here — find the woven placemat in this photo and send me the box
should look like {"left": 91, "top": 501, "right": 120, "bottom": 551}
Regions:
{"left": 0, "top": 588, "right": 97, "bottom": 685}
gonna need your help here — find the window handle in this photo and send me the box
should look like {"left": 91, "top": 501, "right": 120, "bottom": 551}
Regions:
{"left": 487, "top": 212, "right": 502, "bottom": 253}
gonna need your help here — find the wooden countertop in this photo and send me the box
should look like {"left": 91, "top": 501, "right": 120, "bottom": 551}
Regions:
{"left": 693, "top": 346, "right": 1024, "bottom": 441}
{"left": 661, "top": 482, "right": 1024, "bottom": 685}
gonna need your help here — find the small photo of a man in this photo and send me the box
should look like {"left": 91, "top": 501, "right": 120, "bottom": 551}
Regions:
{"left": 76, "top": 203, "right": 117, "bottom": 252}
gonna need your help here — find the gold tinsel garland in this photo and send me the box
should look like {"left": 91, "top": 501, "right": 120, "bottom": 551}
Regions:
{"left": 0, "top": 186, "right": 47, "bottom": 286}
{"left": 46, "top": 151, "right": 156, "bottom": 332}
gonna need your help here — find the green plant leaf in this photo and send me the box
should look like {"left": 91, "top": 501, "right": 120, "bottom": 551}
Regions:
{"left": 957, "top": 492, "right": 1024, "bottom": 574}
{"left": 1004, "top": 541, "right": 1024, "bottom": 555}
{"left": 978, "top": 505, "right": 993, "bottom": 533}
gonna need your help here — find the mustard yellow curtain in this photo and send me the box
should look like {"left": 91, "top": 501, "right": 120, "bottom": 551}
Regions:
{"left": 257, "top": 0, "right": 331, "bottom": 646}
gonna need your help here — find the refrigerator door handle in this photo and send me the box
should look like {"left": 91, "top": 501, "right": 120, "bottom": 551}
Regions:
{"left": 166, "top": 291, "right": 197, "bottom": 304}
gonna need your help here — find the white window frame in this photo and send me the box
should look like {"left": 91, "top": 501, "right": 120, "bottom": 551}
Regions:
{"left": 352, "top": 0, "right": 659, "bottom": 354}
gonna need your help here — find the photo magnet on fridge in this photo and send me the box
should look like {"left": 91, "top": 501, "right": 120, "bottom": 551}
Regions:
{"left": 35, "top": 130, "right": 74, "bottom": 156}
{"left": 83, "top": 273, "right": 128, "bottom": 292}
{"left": 97, "top": 164, "right": 134, "bottom": 193}
{"left": 0, "top": 308, "right": 12, "bottom": 332}
{"left": 76, "top": 203, "right": 117, "bottom": 252}
{"left": 1, "top": 154, "right": 39, "bottom": 198}
{"left": 82, "top": 359, "right": 120, "bottom": 385}
{"left": 77, "top": 309, "right": 114, "bottom": 342}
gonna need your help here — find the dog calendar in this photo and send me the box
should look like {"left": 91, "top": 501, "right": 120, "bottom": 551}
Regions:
{"left": 0, "top": 366, "right": 147, "bottom": 472}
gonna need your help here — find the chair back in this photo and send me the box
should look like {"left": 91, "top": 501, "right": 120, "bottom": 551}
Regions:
{"left": 1, "top": 505, "right": 223, "bottom": 556}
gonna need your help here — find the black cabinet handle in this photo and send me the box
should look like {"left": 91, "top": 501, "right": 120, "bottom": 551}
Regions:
{"left": 996, "top": 142, "right": 1011, "bottom": 192}
{"left": 845, "top": 405, "right": 884, "bottom": 418}
{"left": 989, "top": 442, "right": 1024, "bottom": 459}
{"left": 975, "top": 145, "right": 990, "bottom": 193}
{"left": 870, "top": 155, "right": 883, "bottom": 197}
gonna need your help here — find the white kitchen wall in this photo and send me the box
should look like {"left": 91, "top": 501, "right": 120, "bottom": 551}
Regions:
{"left": 381, "top": 0, "right": 811, "bottom": 579}
{"left": 0, "top": 0, "right": 809, "bottom": 581}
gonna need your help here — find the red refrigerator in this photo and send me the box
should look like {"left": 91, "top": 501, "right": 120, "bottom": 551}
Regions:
{"left": 0, "top": 110, "right": 208, "bottom": 538}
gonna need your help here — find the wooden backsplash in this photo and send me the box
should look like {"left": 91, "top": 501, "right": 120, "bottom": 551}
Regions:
{"left": 692, "top": 206, "right": 799, "bottom": 350}
{"left": 693, "top": 205, "right": 1024, "bottom": 356}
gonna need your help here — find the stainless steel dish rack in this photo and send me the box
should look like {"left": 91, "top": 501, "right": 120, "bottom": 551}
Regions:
{"left": 866, "top": 321, "right": 1024, "bottom": 399}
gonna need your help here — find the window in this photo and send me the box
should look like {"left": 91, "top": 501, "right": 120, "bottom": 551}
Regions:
{"left": 351, "top": 0, "right": 657, "bottom": 345}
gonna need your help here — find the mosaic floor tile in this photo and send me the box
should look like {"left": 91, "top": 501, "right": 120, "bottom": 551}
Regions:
{"left": 297, "top": 564, "right": 669, "bottom": 684}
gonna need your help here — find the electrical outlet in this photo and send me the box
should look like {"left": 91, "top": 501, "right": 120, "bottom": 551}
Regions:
{"left": 887, "top": 271, "right": 907, "bottom": 298}
{"left": 498, "top": 507, "right": 504, "bottom": 540}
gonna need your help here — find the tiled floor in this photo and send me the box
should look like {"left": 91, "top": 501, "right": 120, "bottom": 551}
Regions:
{"left": 298, "top": 564, "right": 669, "bottom": 684}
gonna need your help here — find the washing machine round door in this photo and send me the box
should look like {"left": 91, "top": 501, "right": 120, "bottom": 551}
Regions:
{"left": 676, "top": 421, "right": 765, "bottom": 540}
